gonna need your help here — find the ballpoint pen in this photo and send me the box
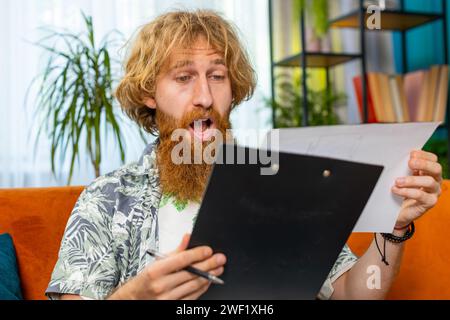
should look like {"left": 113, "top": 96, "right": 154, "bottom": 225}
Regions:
{"left": 146, "top": 249, "right": 225, "bottom": 285}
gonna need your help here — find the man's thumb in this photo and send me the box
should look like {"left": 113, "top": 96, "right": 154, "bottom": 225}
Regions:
{"left": 171, "top": 233, "right": 191, "bottom": 255}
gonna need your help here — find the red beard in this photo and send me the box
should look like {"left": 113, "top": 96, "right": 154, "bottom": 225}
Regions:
{"left": 155, "top": 107, "right": 232, "bottom": 202}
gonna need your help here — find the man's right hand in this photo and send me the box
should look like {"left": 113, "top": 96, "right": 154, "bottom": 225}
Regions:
{"left": 107, "top": 234, "right": 227, "bottom": 300}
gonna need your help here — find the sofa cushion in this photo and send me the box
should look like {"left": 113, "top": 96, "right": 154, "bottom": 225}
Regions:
{"left": 0, "top": 233, "right": 23, "bottom": 300}
{"left": 0, "top": 186, "right": 84, "bottom": 300}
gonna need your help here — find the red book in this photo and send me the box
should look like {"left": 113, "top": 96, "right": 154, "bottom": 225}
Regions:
{"left": 353, "top": 75, "right": 378, "bottom": 123}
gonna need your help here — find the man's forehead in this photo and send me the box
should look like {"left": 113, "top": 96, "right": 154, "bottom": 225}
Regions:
{"left": 171, "top": 43, "right": 223, "bottom": 57}
{"left": 165, "top": 43, "right": 226, "bottom": 70}
{"left": 169, "top": 57, "right": 226, "bottom": 70}
{"left": 175, "top": 35, "right": 219, "bottom": 53}
{"left": 161, "top": 35, "right": 226, "bottom": 70}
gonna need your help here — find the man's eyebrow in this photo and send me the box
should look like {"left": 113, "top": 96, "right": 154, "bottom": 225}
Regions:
{"left": 211, "top": 58, "right": 226, "bottom": 66}
{"left": 170, "top": 60, "right": 194, "bottom": 70}
{"left": 169, "top": 58, "right": 227, "bottom": 71}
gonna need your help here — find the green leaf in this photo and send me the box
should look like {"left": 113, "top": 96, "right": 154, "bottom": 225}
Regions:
{"left": 27, "top": 12, "right": 127, "bottom": 184}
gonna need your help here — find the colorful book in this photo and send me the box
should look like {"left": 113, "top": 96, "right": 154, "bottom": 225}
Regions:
{"left": 352, "top": 75, "right": 378, "bottom": 123}
{"left": 404, "top": 70, "right": 427, "bottom": 121}
{"left": 416, "top": 70, "right": 431, "bottom": 122}
{"left": 425, "top": 65, "right": 441, "bottom": 121}
{"left": 389, "top": 75, "right": 403, "bottom": 122}
{"left": 434, "top": 65, "right": 449, "bottom": 122}
{"left": 378, "top": 73, "right": 396, "bottom": 122}
{"left": 367, "top": 73, "right": 386, "bottom": 122}
{"left": 395, "top": 75, "right": 410, "bottom": 122}
{"left": 353, "top": 65, "right": 448, "bottom": 124}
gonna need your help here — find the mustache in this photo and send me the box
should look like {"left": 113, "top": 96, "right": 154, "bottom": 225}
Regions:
{"left": 156, "top": 107, "right": 230, "bottom": 138}
{"left": 179, "top": 108, "right": 220, "bottom": 128}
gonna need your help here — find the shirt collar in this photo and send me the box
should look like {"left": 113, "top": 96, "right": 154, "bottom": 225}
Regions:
{"left": 134, "top": 138, "right": 160, "bottom": 176}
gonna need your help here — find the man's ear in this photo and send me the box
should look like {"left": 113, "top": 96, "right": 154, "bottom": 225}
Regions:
{"left": 143, "top": 97, "right": 157, "bottom": 109}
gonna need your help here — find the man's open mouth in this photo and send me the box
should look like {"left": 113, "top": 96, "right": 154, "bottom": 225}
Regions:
{"left": 188, "top": 118, "right": 216, "bottom": 141}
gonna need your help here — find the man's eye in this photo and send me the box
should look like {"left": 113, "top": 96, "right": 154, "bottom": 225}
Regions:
{"left": 210, "top": 75, "right": 225, "bottom": 81}
{"left": 176, "top": 75, "right": 191, "bottom": 82}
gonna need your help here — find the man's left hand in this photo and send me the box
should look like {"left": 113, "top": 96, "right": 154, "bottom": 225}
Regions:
{"left": 392, "top": 150, "right": 443, "bottom": 229}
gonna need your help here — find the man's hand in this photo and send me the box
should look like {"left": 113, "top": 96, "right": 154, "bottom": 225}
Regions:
{"left": 108, "top": 234, "right": 226, "bottom": 300}
{"left": 331, "top": 150, "right": 443, "bottom": 300}
{"left": 392, "top": 150, "right": 443, "bottom": 229}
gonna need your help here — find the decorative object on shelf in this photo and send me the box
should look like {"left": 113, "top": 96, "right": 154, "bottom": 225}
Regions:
{"left": 27, "top": 12, "right": 144, "bottom": 184}
{"left": 294, "top": 0, "right": 330, "bottom": 51}
{"left": 308, "top": 0, "right": 329, "bottom": 37}
{"left": 306, "top": 26, "right": 322, "bottom": 51}
{"left": 265, "top": 72, "right": 346, "bottom": 128}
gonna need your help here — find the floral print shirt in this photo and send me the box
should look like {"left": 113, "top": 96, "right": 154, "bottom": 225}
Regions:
{"left": 46, "top": 141, "right": 358, "bottom": 300}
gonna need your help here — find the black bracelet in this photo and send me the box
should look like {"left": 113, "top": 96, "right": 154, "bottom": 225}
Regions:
{"left": 381, "top": 222, "right": 415, "bottom": 243}
{"left": 374, "top": 222, "right": 415, "bottom": 266}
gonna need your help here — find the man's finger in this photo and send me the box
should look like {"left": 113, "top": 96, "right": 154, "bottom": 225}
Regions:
{"left": 151, "top": 269, "right": 198, "bottom": 298}
{"left": 408, "top": 158, "right": 442, "bottom": 181}
{"left": 192, "top": 253, "right": 227, "bottom": 272}
{"left": 153, "top": 256, "right": 225, "bottom": 293}
{"left": 392, "top": 186, "right": 438, "bottom": 207}
{"left": 395, "top": 176, "right": 441, "bottom": 193}
{"left": 164, "top": 275, "right": 210, "bottom": 300}
{"left": 180, "top": 284, "right": 210, "bottom": 300}
{"left": 148, "top": 246, "right": 213, "bottom": 278}
{"left": 411, "top": 150, "right": 438, "bottom": 162}
{"left": 178, "top": 266, "right": 227, "bottom": 300}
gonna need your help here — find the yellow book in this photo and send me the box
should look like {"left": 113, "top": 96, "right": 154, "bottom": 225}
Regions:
{"left": 368, "top": 73, "right": 385, "bottom": 122}
{"left": 378, "top": 73, "right": 396, "bottom": 122}
{"left": 396, "top": 76, "right": 410, "bottom": 122}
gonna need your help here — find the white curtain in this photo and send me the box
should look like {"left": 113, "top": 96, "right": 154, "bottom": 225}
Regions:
{"left": 0, "top": 0, "right": 272, "bottom": 188}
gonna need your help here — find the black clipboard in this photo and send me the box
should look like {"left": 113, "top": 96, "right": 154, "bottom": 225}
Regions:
{"left": 188, "top": 144, "right": 383, "bottom": 300}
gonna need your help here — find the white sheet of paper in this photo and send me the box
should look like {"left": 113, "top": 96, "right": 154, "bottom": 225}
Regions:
{"left": 264, "top": 122, "right": 440, "bottom": 233}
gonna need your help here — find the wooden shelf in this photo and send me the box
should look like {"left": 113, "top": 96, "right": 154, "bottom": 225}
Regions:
{"left": 274, "top": 52, "right": 362, "bottom": 68}
{"left": 329, "top": 9, "right": 443, "bottom": 31}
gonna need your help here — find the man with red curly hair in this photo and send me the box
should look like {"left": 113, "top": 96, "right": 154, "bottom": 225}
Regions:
{"left": 46, "top": 10, "right": 442, "bottom": 300}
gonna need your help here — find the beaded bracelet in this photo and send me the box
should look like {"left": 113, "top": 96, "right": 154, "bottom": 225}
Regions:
{"left": 381, "top": 222, "right": 415, "bottom": 243}
{"left": 374, "top": 222, "right": 416, "bottom": 265}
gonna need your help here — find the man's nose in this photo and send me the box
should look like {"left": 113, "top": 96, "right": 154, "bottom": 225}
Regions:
{"left": 192, "top": 75, "right": 213, "bottom": 109}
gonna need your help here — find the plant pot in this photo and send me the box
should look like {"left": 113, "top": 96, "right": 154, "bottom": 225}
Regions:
{"left": 320, "top": 34, "right": 331, "bottom": 53}
{"left": 306, "top": 27, "right": 321, "bottom": 52}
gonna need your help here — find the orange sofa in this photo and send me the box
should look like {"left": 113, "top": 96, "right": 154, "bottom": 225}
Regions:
{"left": 0, "top": 182, "right": 449, "bottom": 300}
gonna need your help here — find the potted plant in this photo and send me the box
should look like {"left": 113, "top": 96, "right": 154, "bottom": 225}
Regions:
{"left": 28, "top": 12, "right": 144, "bottom": 184}
{"left": 265, "top": 72, "right": 346, "bottom": 128}
{"left": 294, "top": 0, "right": 330, "bottom": 51}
